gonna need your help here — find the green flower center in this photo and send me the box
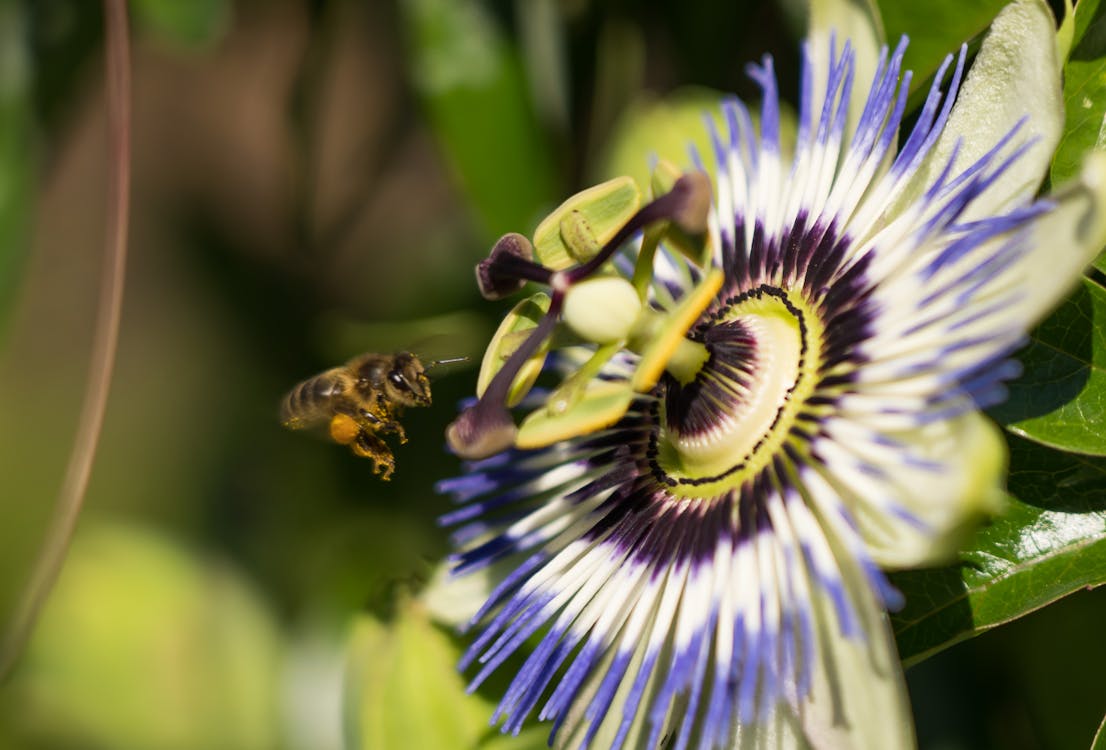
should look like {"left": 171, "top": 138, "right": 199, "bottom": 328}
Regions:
{"left": 651, "top": 285, "right": 824, "bottom": 498}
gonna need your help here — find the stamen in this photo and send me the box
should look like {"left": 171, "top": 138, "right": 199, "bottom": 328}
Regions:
{"left": 455, "top": 171, "right": 716, "bottom": 459}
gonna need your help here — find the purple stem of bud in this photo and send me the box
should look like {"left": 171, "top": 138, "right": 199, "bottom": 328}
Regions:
{"left": 566, "top": 172, "right": 712, "bottom": 285}
{"left": 446, "top": 296, "right": 563, "bottom": 459}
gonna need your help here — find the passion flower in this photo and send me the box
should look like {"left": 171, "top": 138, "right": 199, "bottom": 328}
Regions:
{"left": 438, "top": 2, "right": 1106, "bottom": 747}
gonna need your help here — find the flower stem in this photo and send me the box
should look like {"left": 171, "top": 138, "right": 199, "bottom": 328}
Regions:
{"left": 0, "top": 0, "right": 131, "bottom": 680}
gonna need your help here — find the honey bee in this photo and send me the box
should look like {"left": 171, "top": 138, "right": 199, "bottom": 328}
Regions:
{"left": 281, "top": 351, "right": 457, "bottom": 480}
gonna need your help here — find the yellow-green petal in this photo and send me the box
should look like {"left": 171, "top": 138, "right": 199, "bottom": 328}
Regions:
{"left": 807, "top": 0, "right": 885, "bottom": 138}
{"left": 861, "top": 411, "right": 1007, "bottom": 569}
{"left": 1015, "top": 151, "right": 1106, "bottom": 328}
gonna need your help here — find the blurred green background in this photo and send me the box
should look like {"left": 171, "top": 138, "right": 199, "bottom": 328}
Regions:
{"left": 0, "top": 0, "right": 1102, "bottom": 748}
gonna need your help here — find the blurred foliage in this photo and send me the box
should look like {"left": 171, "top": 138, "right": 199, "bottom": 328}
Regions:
{"left": 0, "top": 1, "right": 1103, "bottom": 749}
{"left": 130, "top": 0, "right": 231, "bottom": 47}
{"left": 344, "top": 600, "right": 491, "bottom": 750}
{"left": 1, "top": 522, "right": 282, "bottom": 750}
{"left": 0, "top": 2, "right": 31, "bottom": 339}
{"left": 398, "top": 0, "right": 558, "bottom": 241}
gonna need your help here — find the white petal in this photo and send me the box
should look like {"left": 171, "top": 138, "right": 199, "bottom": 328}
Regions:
{"left": 807, "top": 0, "right": 885, "bottom": 137}
{"left": 1014, "top": 151, "right": 1106, "bottom": 326}
{"left": 789, "top": 476, "right": 916, "bottom": 749}
{"left": 902, "top": 0, "right": 1063, "bottom": 219}
{"left": 819, "top": 411, "right": 1007, "bottom": 569}
{"left": 796, "top": 583, "right": 913, "bottom": 750}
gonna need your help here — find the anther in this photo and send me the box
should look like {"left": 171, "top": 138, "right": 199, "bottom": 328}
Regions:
{"left": 446, "top": 401, "right": 519, "bottom": 460}
{"left": 476, "top": 233, "right": 550, "bottom": 300}
{"left": 669, "top": 172, "right": 712, "bottom": 236}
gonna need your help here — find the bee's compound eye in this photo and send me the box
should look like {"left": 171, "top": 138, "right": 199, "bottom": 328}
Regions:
{"left": 389, "top": 371, "right": 408, "bottom": 390}
{"left": 329, "top": 413, "right": 361, "bottom": 445}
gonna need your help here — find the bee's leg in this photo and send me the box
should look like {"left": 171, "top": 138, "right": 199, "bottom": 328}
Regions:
{"left": 350, "top": 430, "right": 395, "bottom": 481}
{"left": 382, "top": 419, "right": 408, "bottom": 444}
{"left": 360, "top": 405, "right": 407, "bottom": 444}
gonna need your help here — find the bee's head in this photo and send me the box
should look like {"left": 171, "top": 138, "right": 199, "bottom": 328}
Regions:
{"left": 385, "top": 352, "right": 432, "bottom": 407}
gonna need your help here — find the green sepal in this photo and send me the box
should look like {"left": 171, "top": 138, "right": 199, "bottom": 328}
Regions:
{"left": 630, "top": 225, "right": 665, "bottom": 301}
{"left": 1056, "top": 0, "right": 1076, "bottom": 64}
{"left": 476, "top": 293, "right": 551, "bottom": 406}
{"left": 650, "top": 159, "right": 682, "bottom": 197}
{"left": 1051, "top": 0, "right": 1106, "bottom": 188}
{"left": 532, "top": 177, "right": 641, "bottom": 271}
{"left": 516, "top": 381, "right": 635, "bottom": 449}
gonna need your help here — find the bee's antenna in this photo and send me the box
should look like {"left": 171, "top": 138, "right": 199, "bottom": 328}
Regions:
{"left": 427, "top": 356, "right": 469, "bottom": 371}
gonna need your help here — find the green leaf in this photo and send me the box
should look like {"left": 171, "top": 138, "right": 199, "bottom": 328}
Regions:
{"left": 130, "top": 0, "right": 230, "bottom": 47}
{"left": 1094, "top": 712, "right": 1106, "bottom": 750}
{"left": 400, "top": 0, "right": 558, "bottom": 241}
{"left": 990, "top": 277, "right": 1106, "bottom": 455}
{"left": 1051, "top": 0, "right": 1106, "bottom": 187}
{"left": 891, "top": 434, "right": 1106, "bottom": 665}
{"left": 0, "top": 2, "right": 32, "bottom": 337}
